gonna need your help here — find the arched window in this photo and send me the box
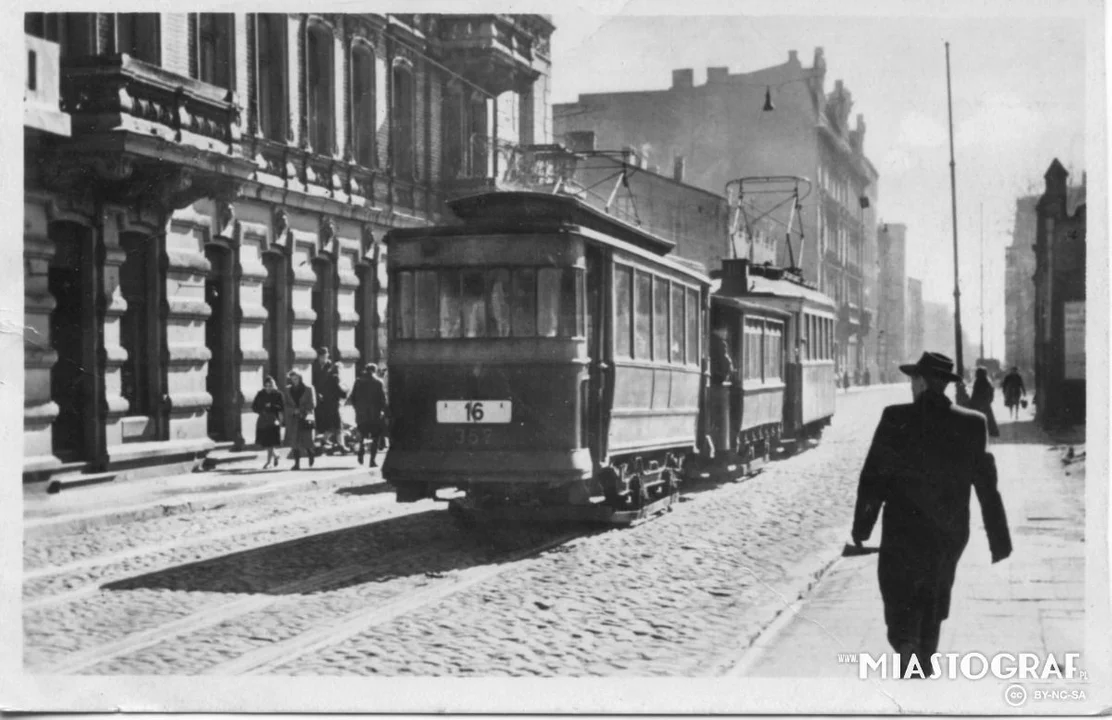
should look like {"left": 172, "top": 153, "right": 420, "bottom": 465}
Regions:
{"left": 391, "top": 63, "right": 415, "bottom": 179}
{"left": 256, "top": 13, "right": 288, "bottom": 142}
{"left": 197, "top": 13, "right": 234, "bottom": 90}
{"left": 351, "top": 43, "right": 376, "bottom": 167}
{"left": 307, "top": 22, "right": 335, "bottom": 155}
{"left": 115, "top": 13, "right": 160, "bottom": 65}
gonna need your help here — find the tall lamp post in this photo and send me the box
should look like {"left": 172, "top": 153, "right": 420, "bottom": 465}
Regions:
{"left": 946, "top": 41, "right": 969, "bottom": 399}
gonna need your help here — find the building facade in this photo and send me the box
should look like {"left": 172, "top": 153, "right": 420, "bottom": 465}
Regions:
{"left": 905, "top": 277, "right": 924, "bottom": 361}
{"left": 1033, "top": 160, "right": 1086, "bottom": 427}
{"left": 553, "top": 48, "right": 880, "bottom": 377}
{"left": 875, "top": 223, "right": 907, "bottom": 382}
{"left": 23, "top": 12, "right": 554, "bottom": 482}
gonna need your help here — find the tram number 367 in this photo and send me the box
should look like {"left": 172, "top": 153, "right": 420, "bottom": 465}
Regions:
{"left": 454, "top": 428, "right": 493, "bottom": 446}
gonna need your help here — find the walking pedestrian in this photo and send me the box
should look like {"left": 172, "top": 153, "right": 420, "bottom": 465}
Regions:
{"left": 284, "top": 370, "right": 317, "bottom": 470}
{"left": 311, "top": 346, "right": 332, "bottom": 447}
{"left": 850, "top": 351, "right": 1012, "bottom": 678}
{"left": 316, "top": 361, "right": 347, "bottom": 452}
{"left": 1002, "top": 366, "right": 1027, "bottom": 420}
{"left": 843, "top": 370, "right": 851, "bottom": 392}
{"left": 863, "top": 368, "right": 871, "bottom": 386}
{"left": 251, "top": 375, "right": 285, "bottom": 469}
{"left": 969, "top": 367, "right": 1000, "bottom": 437}
{"left": 349, "top": 363, "right": 388, "bottom": 467}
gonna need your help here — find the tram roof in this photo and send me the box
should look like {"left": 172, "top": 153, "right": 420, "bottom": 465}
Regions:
{"left": 710, "top": 274, "right": 836, "bottom": 310}
{"left": 386, "top": 191, "right": 677, "bottom": 256}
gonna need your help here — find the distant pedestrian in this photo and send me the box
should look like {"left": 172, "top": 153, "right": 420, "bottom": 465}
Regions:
{"left": 316, "top": 361, "right": 347, "bottom": 452}
{"left": 311, "top": 347, "right": 332, "bottom": 392}
{"left": 863, "top": 368, "right": 872, "bottom": 386}
{"left": 284, "top": 370, "right": 317, "bottom": 470}
{"left": 349, "top": 363, "right": 388, "bottom": 467}
{"left": 843, "top": 370, "right": 851, "bottom": 392}
{"left": 251, "top": 376, "right": 285, "bottom": 469}
{"left": 1002, "top": 366, "right": 1027, "bottom": 420}
{"left": 851, "top": 351, "right": 1012, "bottom": 678}
{"left": 969, "top": 367, "right": 1000, "bottom": 437}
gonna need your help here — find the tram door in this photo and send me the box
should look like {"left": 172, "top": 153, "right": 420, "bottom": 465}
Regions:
{"left": 584, "top": 247, "right": 605, "bottom": 469}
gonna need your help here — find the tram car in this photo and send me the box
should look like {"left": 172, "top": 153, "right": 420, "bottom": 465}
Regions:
{"left": 698, "top": 259, "right": 837, "bottom": 475}
{"left": 381, "top": 190, "right": 838, "bottom": 524}
{"left": 382, "top": 191, "right": 712, "bottom": 523}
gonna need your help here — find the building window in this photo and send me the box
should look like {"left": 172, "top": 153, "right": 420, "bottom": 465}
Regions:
{"left": 256, "top": 14, "right": 288, "bottom": 142}
{"left": 27, "top": 13, "right": 97, "bottom": 58}
{"left": 116, "top": 13, "right": 160, "bottom": 65}
{"left": 391, "top": 64, "right": 416, "bottom": 179}
{"left": 442, "top": 87, "right": 465, "bottom": 179}
{"left": 351, "top": 43, "right": 376, "bottom": 167}
{"left": 196, "top": 14, "right": 234, "bottom": 90}
{"left": 307, "top": 22, "right": 335, "bottom": 155}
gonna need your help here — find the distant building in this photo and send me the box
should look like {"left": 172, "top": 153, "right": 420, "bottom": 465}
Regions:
{"left": 554, "top": 48, "right": 880, "bottom": 375}
{"left": 906, "top": 277, "right": 924, "bottom": 360}
{"left": 876, "top": 223, "right": 908, "bottom": 381}
{"left": 922, "top": 299, "right": 977, "bottom": 376}
{"left": 1005, "top": 178, "right": 1084, "bottom": 390}
{"left": 1033, "top": 160, "right": 1086, "bottom": 427}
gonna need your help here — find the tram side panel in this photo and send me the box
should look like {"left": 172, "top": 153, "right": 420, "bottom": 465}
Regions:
{"left": 605, "top": 257, "right": 704, "bottom": 464}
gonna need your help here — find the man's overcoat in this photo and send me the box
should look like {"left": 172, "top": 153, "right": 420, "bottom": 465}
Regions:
{"left": 852, "top": 390, "right": 1012, "bottom": 624}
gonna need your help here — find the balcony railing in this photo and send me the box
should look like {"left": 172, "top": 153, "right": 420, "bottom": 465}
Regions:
{"left": 61, "top": 53, "right": 241, "bottom": 152}
{"left": 436, "top": 16, "right": 541, "bottom": 94}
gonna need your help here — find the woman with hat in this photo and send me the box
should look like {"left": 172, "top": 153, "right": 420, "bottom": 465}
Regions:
{"left": 851, "top": 351, "right": 1012, "bottom": 676}
{"left": 283, "top": 370, "right": 318, "bottom": 470}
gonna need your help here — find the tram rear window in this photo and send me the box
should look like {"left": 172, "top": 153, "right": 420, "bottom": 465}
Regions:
{"left": 393, "top": 267, "right": 584, "bottom": 340}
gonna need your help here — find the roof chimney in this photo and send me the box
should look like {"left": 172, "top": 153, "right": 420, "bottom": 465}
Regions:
{"left": 672, "top": 68, "right": 694, "bottom": 89}
{"left": 788, "top": 49, "right": 799, "bottom": 65}
{"left": 673, "top": 155, "right": 686, "bottom": 184}
{"left": 564, "top": 130, "right": 595, "bottom": 152}
{"left": 707, "top": 66, "right": 729, "bottom": 84}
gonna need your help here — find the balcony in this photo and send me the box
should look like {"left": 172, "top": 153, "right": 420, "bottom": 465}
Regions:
{"left": 61, "top": 53, "right": 245, "bottom": 164}
{"left": 435, "top": 16, "right": 543, "bottom": 95}
{"left": 25, "top": 35, "right": 70, "bottom": 137}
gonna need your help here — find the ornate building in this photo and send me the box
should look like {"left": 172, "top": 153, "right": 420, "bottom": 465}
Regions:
{"left": 553, "top": 48, "right": 880, "bottom": 377}
{"left": 23, "top": 13, "right": 554, "bottom": 484}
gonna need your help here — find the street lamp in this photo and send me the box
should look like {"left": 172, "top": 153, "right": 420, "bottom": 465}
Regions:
{"left": 946, "top": 41, "right": 970, "bottom": 403}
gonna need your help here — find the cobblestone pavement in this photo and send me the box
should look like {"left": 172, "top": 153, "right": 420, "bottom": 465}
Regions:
{"left": 24, "top": 386, "right": 908, "bottom": 676}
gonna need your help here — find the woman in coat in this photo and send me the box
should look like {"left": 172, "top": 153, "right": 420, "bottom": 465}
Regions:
{"left": 969, "top": 367, "right": 1000, "bottom": 437}
{"left": 315, "top": 362, "right": 346, "bottom": 452}
{"left": 252, "top": 375, "right": 285, "bottom": 469}
{"left": 284, "top": 370, "right": 317, "bottom": 470}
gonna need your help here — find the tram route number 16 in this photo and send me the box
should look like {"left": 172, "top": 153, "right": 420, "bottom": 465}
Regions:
{"left": 464, "top": 401, "right": 484, "bottom": 422}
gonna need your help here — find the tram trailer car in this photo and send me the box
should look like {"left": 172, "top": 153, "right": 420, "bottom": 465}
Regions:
{"left": 382, "top": 191, "right": 713, "bottom": 522}
{"left": 711, "top": 259, "right": 837, "bottom": 454}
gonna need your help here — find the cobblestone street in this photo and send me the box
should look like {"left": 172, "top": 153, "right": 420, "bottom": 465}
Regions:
{"left": 23, "top": 385, "right": 1043, "bottom": 678}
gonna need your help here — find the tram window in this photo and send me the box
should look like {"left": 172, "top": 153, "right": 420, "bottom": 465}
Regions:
{"left": 537, "top": 267, "right": 560, "bottom": 337}
{"left": 686, "top": 288, "right": 698, "bottom": 365}
{"left": 614, "top": 266, "right": 632, "bottom": 358}
{"left": 511, "top": 268, "right": 536, "bottom": 337}
{"left": 438, "top": 270, "right": 461, "bottom": 338}
{"left": 767, "top": 324, "right": 782, "bottom": 380}
{"left": 487, "top": 269, "right": 511, "bottom": 337}
{"left": 670, "top": 284, "right": 684, "bottom": 364}
{"left": 558, "top": 268, "right": 580, "bottom": 337}
{"left": 395, "top": 271, "right": 414, "bottom": 339}
{"left": 634, "top": 271, "right": 652, "bottom": 360}
{"left": 653, "top": 277, "right": 668, "bottom": 361}
{"left": 414, "top": 271, "right": 439, "bottom": 339}
{"left": 461, "top": 270, "right": 486, "bottom": 338}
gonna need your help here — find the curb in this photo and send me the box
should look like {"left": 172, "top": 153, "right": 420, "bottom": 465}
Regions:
{"left": 24, "top": 468, "right": 388, "bottom": 540}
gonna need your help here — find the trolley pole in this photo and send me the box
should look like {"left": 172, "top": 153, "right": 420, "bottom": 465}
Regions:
{"left": 979, "top": 203, "right": 985, "bottom": 362}
{"left": 946, "top": 41, "right": 966, "bottom": 382}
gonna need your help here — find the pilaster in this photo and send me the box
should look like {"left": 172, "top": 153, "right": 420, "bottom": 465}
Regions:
{"left": 23, "top": 198, "right": 60, "bottom": 471}
{"left": 237, "top": 210, "right": 273, "bottom": 440}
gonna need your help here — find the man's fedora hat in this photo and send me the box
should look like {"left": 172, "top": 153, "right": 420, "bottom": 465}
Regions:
{"left": 899, "top": 351, "right": 962, "bottom": 382}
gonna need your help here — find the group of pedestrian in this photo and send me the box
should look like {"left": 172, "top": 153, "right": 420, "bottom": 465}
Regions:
{"left": 250, "top": 346, "right": 390, "bottom": 471}
{"left": 962, "top": 365, "right": 1028, "bottom": 438}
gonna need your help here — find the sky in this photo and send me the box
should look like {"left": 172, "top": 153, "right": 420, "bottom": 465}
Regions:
{"left": 548, "top": 0, "right": 1095, "bottom": 361}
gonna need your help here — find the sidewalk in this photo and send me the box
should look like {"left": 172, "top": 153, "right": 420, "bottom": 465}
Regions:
{"left": 23, "top": 448, "right": 386, "bottom": 539}
{"left": 730, "top": 399, "right": 1087, "bottom": 685}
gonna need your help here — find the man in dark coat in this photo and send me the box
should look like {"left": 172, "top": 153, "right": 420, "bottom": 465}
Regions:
{"left": 348, "top": 363, "right": 388, "bottom": 467}
{"left": 851, "top": 351, "right": 1012, "bottom": 677}
{"left": 709, "top": 325, "right": 734, "bottom": 385}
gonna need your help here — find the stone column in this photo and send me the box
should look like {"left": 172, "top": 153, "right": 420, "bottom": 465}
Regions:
{"left": 237, "top": 212, "right": 272, "bottom": 444}
{"left": 334, "top": 221, "right": 361, "bottom": 391}
{"left": 288, "top": 214, "right": 319, "bottom": 378}
{"left": 355, "top": 224, "right": 377, "bottom": 366}
{"left": 164, "top": 205, "right": 216, "bottom": 446}
{"left": 23, "top": 197, "right": 60, "bottom": 473}
{"left": 99, "top": 209, "right": 134, "bottom": 455}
